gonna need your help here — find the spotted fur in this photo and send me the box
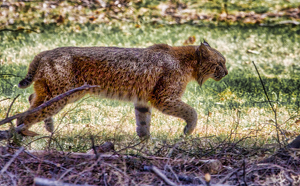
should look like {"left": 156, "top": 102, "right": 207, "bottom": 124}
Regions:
{"left": 17, "top": 42, "right": 228, "bottom": 138}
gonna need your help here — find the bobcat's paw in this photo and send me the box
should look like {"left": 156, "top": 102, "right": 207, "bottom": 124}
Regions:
{"left": 21, "top": 129, "right": 39, "bottom": 137}
{"left": 138, "top": 132, "right": 151, "bottom": 142}
{"left": 183, "top": 125, "right": 194, "bottom": 135}
{"left": 44, "top": 117, "right": 54, "bottom": 133}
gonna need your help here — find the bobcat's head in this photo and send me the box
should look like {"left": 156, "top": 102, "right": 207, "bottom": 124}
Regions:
{"left": 196, "top": 40, "right": 228, "bottom": 86}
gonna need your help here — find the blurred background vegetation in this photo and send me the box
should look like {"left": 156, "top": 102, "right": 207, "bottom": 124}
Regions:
{"left": 1, "top": 0, "right": 300, "bottom": 151}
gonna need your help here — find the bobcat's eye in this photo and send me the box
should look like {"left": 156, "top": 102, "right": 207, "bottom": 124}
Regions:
{"left": 218, "top": 61, "right": 224, "bottom": 68}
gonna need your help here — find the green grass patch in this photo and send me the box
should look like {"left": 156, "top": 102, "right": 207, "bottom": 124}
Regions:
{"left": 1, "top": 22, "right": 300, "bottom": 152}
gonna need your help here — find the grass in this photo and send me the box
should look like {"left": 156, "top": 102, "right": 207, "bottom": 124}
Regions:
{"left": 1, "top": 21, "right": 300, "bottom": 153}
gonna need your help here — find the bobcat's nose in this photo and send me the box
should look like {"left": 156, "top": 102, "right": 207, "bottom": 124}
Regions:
{"left": 224, "top": 69, "right": 228, "bottom": 76}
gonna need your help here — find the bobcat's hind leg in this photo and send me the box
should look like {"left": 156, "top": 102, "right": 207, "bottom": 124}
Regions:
{"left": 152, "top": 99, "right": 197, "bottom": 136}
{"left": 28, "top": 93, "right": 54, "bottom": 133}
{"left": 17, "top": 79, "right": 69, "bottom": 136}
{"left": 134, "top": 104, "right": 152, "bottom": 140}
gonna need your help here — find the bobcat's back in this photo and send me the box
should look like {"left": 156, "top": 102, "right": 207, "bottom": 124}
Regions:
{"left": 20, "top": 45, "right": 183, "bottom": 103}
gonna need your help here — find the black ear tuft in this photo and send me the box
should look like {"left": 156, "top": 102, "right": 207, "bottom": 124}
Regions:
{"left": 202, "top": 39, "right": 210, "bottom": 47}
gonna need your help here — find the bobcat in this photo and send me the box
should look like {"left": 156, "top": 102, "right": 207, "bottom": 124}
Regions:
{"left": 17, "top": 41, "right": 228, "bottom": 139}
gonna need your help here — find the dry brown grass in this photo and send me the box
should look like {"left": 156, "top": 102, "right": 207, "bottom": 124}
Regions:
{"left": 1, "top": 135, "right": 300, "bottom": 185}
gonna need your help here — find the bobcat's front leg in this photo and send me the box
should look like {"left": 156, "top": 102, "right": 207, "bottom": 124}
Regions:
{"left": 153, "top": 99, "right": 197, "bottom": 135}
{"left": 134, "top": 104, "right": 152, "bottom": 140}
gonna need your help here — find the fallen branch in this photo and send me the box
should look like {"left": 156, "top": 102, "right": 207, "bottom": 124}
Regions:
{"left": 0, "top": 84, "right": 99, "bottom": 126}
{"left": 34, "top": 177, "right": 95, "bottom": 186}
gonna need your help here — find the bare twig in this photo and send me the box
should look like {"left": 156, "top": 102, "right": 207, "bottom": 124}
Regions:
{"left": 25, "top": 135, "right": 65, "bottom": 153}
{"left": 6, "top": 94, "right": 19, "bottom": 119}
{"left": 165, "top": 165, "right": 180, "bottom": 183}
{"left": 0, "top": 98, "right": 10, "bottom": 103}
{"left": 54, "top": 96, "right": 91, "bottom": 134}
{"left": 0, "top": 147, "right": 24, "bottom": 174}
{"left": 252, "top": 61, "right": 282, "bottom": 146}
{"left": 116, "top": 139, "right": 145, "bottom": 153}
{"left": 90, "top": 135, "right": 99, "bottom": 160}
{"left": 252, "top": 61, "right": 274, "bottom": 112}
{"left": 58, "top": 168, "right": 75, "bottom": 181}
{"left": 283, "top": 172, "right": 294, "bottom": 185}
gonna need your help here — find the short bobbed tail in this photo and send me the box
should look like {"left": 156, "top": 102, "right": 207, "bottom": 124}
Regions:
{"left": 18, "top": 51, "right": 45, "bottom": 89}
{"left": 18, "top": 77, "right": 33, "bottom": 89}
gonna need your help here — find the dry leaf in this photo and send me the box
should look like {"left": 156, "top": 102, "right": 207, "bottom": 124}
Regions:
{"left": 247, "top": 49, "right": 259, "bottom": 54}
{"left": 208, "top": 111, "right": 212, "bottom": 117}
{"left": 204, "top": 173, "right": 211, "bottom": 182}
{"left": 89, "top": 16, "right": 97, "bottom": 21}
{"left": 183, "top": 36, "right": 196, "bottom": 45}
{"left": 56, "top": 15, "right": 64, "bottom": 23}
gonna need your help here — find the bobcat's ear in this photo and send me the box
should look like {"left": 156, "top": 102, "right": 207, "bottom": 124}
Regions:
{"left": 202, "top": 39, "right": 211, "bottom": 47}
{"left": 199, "top": 40, "right": 212, "bottom": 59}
